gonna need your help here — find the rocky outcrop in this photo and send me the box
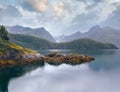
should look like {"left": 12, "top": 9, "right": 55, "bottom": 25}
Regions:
{"left": 0, "top": 50, "right": 95, "bottom": 69}
{"left": 0, "top": 42, "right": 44, "bottom": 68}
{"left": 0, "top": 43, "right": 94, "bottom": 69}
{"left": 44, "top": 52, "right": 95, "bottom": 65}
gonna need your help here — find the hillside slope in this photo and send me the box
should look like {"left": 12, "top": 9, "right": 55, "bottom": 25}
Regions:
{"left": 7, "top": 25, "right": 56, "bottom": 42}
{"left": 0, "top": 25, "right": 44, "bottom": 68}
{"left": 56, "top": 38, "right": 118, "bottom": 50}
{"left": 9, "top": 34, "right": 55, "bottom": 50}
{"left": 56, "top": 25, "right": 120, "bottom": 48}
{"left": 9, "top": 34, "right": 118, "bottom": 50}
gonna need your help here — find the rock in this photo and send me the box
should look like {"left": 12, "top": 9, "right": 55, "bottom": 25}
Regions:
{"left": 44, "top": 52, "right": 95, "bottom": 65}
{"left": 0, "top": 42, "right": 44, "bottom": 69}
{"left": 45, "top": 52, "right": 64, "bottom": 57}
{"left": 0, "top": 44, "right": 95, "bottom": 68}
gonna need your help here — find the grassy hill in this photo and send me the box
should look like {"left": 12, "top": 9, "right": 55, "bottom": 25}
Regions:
{"left": 9, "top": 34, "right": 55, "bottom": 50}
{"left": 9, "top": 34, "right": 118, "bottom": 50}
{"left": 56, "top": 38, "right": 118, "bottom": 50}
{"left": 0, "top": 25, "right": 43, "bottom": 68}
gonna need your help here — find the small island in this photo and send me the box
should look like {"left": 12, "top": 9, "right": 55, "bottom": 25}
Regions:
{"left": 0, "top": 25, "right": 96, "bottom": 69}
{"left": 45, "top": 52, "right": 94, "bottom": 65}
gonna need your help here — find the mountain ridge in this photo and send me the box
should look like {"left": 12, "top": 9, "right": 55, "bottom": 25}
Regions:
{"left": 55, "top": 25, "right": 120, "bottom": 48}
{"left": 9, "top": 34, "right": 118, "bottom": 50}
{"left": 7, "top": 25, "right": 56, "bottom": 43}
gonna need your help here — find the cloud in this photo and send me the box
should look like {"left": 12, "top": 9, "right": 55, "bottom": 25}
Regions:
{"left": 52, "top": 2, "right": 64, "bottom": 17}
{"left": 102, "top": 4, "right": 120, "bottom": 29}
{"left": 65, "top": 0, "right": 120, "bottom": 34}
{"left": 69, "top": 12, "right": 99, "bottom": 32}
{"left": 25, "top": 0, "right": 47, "bottom": 12}
{"left": 0, "top": 5, "right": 22, "bottom": 25}
{"left": 0, "top": 0, "right": 120, "bottom": 36}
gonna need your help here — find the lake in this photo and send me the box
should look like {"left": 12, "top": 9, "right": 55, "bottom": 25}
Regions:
{"left": 0, "top": 49, "right": 120, "bottom": 92}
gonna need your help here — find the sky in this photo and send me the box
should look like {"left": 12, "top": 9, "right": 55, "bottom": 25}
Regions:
{"left": 0, "top": 0, "right": 120, "bottom": 36}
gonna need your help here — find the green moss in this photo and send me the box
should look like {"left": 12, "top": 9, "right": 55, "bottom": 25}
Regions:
{"left": 0, "top": 41, "right": 38, "bottom": 56}
{"left": 23, "top": 48, "right": 37, "bottom": 54}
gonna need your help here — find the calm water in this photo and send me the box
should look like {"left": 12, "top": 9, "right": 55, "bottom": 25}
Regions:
{"left": 0, "top": 49, "right": 120, "bottom": 92}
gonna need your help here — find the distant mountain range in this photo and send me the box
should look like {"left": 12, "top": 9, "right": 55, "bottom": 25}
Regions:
{"left": 55, "top": 25, "right": 120, "bottom": 48}
{"left": 9, "top": 34, "right": 118, "bottom": 50}
{"left": 7, "top": 25, "right": 120, "bottom": 48}
{"left": 7, "top": 25, "right": 56, "bottom": 42}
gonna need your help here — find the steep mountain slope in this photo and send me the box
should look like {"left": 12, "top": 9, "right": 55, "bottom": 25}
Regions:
{"left": 7, "top": 25, "right": 56, "bottom": 42}
{"left": 9, "top": 34, "right": 55, "bottom": 50}
{"left": 85, "top": 26, "right": 120, "bottom": 48}
{"left": 56, "top": 25, "right": 120, "bottom": 48}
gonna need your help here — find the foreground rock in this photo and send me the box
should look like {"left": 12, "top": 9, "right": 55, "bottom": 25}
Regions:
{"left": 0, "top": 42, "right": 94, "bottom": 69}
{"left": 0, "top": 42, "right": 44, "bottom": 69}
{"left": 45, "top": 52, "right": 95, "bottom": 65}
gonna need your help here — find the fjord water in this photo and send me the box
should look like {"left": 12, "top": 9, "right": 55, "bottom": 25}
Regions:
{"left": 1, "top": 49, "right": 120, "bottom": 92}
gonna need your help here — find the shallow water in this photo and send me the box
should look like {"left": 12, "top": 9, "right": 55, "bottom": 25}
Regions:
{"left": 1, "top": 49, "right": 120, "bottom": 92}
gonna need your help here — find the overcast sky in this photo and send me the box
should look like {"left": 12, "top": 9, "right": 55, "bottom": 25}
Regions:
{"left": 0, "top": 0, "right": 120, "bottom": 36}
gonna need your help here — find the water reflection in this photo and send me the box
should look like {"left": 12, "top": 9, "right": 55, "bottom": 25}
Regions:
{"left": 9, "top": 64, "right": 120, "bottom": 92}
{"left": 0, "top": 49, "right": 120, "bottom": 92}
{"left": 0, "top": 62, "right": 44, "bottom": 92}
{"left": 39, "top": 49, "right": 120, "bottom": 71}
{"left": 38, "top": 49, "right": 117, "bottom": 56}
{"left": 88, "top": 50, "right": 120, "bottom": 71}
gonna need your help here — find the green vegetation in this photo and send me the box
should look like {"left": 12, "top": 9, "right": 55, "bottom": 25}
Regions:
{"left": 0, "top": 25, "right": 9, "bottom": 42}
{"left": 0, "top": 25, "right": 37, "bottom": 55}
{"left": 9, "top": 34, "right": 118, "bottom": 50}
{"left": 57, "top": 26, "right": 120, "bottom": 48}
{"left": 9, "top": 34, "right": 55, "bottom": 50}
{"left": 0, "top": 25, "right": 116, "bottom": 62}
{"left": 0, "top": 25, "right": 42, "bottom": 68}
{"left": 56, "top": 38, "right": 118, "bottom": 50}
{"left": 0, "top": 41, "right": 37, "bottom": 55}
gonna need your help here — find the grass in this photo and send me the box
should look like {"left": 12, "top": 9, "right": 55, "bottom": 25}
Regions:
{"left": 0, "top": 41, "right": 37, "bottom": 55}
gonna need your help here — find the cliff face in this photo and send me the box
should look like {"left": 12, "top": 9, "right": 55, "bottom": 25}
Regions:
{"left": 0, "top": 42, "right": 44, "bottom": 68}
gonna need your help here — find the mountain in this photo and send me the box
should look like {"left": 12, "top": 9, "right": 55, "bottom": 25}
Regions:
{"left": 56, "top": 38, "right": 118, "bottom": 50}
{"left": 55, "top": 25, "right": 120, "bottom": 48}
{"left": 7, "top": 25, "right": 56, "bottom": 42}
{"left": 9, "top": 34, "right": 55, "bottom": 50}
{"left": 55, "top": 31, "right": 82, "bottom": 42}
{"left": 9, "top": 34, "right": 118, "bottom": 50}
{"left": 85, "top": 26, "right": 120, "bottom": 48}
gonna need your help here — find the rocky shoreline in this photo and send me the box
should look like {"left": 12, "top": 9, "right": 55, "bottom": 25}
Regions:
{"left": 45, "top": 52, "right": 94, "bottom": 65}
{"left": 0, "top": 50, "right": 95, "bottom": 69}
